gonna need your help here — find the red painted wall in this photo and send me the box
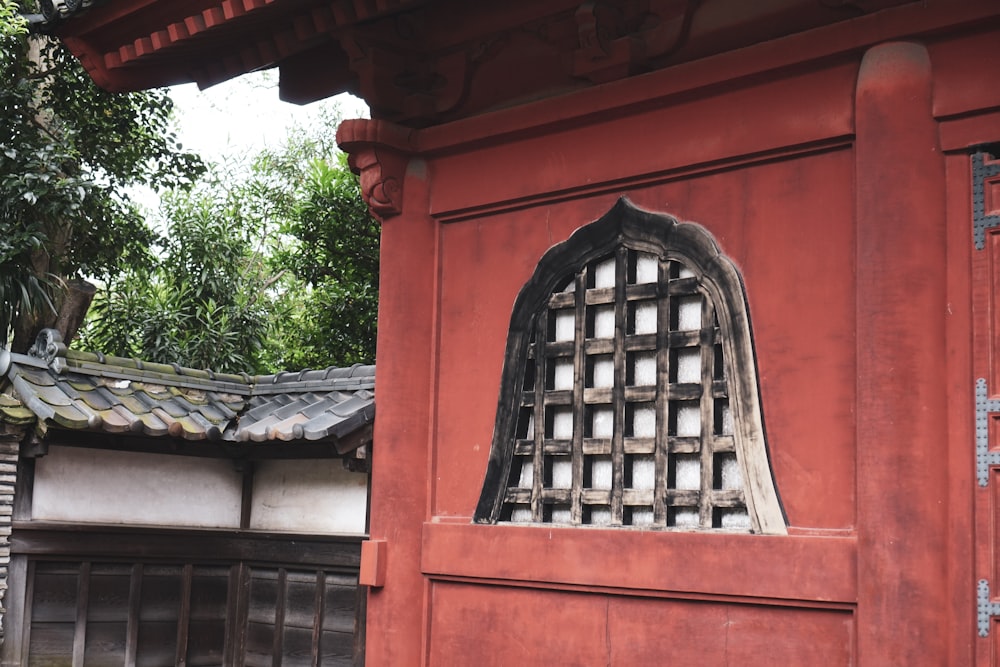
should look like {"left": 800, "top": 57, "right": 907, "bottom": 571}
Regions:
{"left": 360, "top": 13, "right": 1000, "bottom": 667}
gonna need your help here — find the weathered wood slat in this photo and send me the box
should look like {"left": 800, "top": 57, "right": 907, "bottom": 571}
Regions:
{"left": 83, "top": 621, "right": 128, "bottom": 666}
{"left": 711, "top": 489, "right": 746, "bottom": 507}
{"left": 540, "top": 440, "right": 572, "bottom": 455}
{"left": 712, "top": 436, "right": 736, "bottom": 453}
{"left": 664, "top": 489, "right": 701, "bottom": 506}
{"left": 580, "top": 438, "right": 612, "bottom": 455}
{"left": 665, "top": 329, "right": 706, "bottom": 347}
{"left": 667, "top": 276, "right": 700, "bottom": 295}
{"left": 580, "top": 489, "right": 613, "bottom": 505}
{"left": 547, "top": 291, "right": 575, "bottom": 309}
{"left": 87, "top": 567, "right": 131, "bottom": 622}
{"left": 283, "top": 577, "right": 320, "bottom": 630}
{"left": 542, "top": 340, "right": 574, "bottom": 356}
{"left": 175, "top": 564, "right": 192, "bottom": 667}
{"left": 124, "top": 564, "right": 143, "bottom": 666}
{"left": 139, "top": 569, "right": 183, "bottom": 621}
{"left": 530, "top": 313, "right": 547, "bottom": 522}
{"left": 28, "top": 621, "right": 76, "bottom": 666}
{"left": 11, "top": 524, "right": 362, "bottom": 570}
{"left": 582, "top": 387, "right": 613, "bottom": 404}
{"left": 310, "top": 572, "right": 324, "bottom": 667}
{"left": 322, "top": 579, "right": 357, "bottom": 635}
{"left": 698, "top": 295, "right": 717, "bottom": 529}
{"left": 610, "top": 247, "right": 628, "bottom": 525}
{"left": 72, "top": 562, "right": 89, "bottom": 667}
{"left": 666, "top": 437, "right": 701, "bottom": 454}
{"left": 622, "top": 438, "right": 655, "bottom": 455}
{"left": 582, "top": 339, "right": 615, "bottom": 355}
{"left": 583, "top": 286, "right": 615, "bottom": 305}
{"left": 504, "top": 489, "right": 532, "bottom": 503}
{"left": 184, "top": 617, "right": 226, "bottom": 666}
{"left": 654, "top": 257, "right": 671, "bottom": 527}
{"left": 623, "top": 386, "right": 655, "bottom": 402}
{"left": 541, "top": 391, "right": 574, "bottom": 405}
{"left": 623, "top": 282, "right": 658, "bottom": 300}
{"left": 666, "top": 383, "right": 703, "bottom": 401}
{"left": 281, "top": 625, "right": 315, "bottom": 667}
{"left": 622, "top": 333, "right": 657, "bottom": 351}
{"left": 513, "top": 440, "right": 533, "bottom": 456}
{"left": 29, "top": 570, "right": 77, "bottom": 624}
{"left": 135, "top": 620, "right": 181, "bottom": 667}
{"left": 271, "top": 569, "right": 287, "bottom": 667}
{"left": 538, "top": 488, "right": 572, "bottom": 504}
{"left": 622, "top": 489, "right": 655, "bottom": 507}
{"left": 244, "top": 621, "right": 276, "bottom": 667}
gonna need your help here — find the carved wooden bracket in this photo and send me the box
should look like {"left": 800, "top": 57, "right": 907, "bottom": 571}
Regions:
{"left": 336, "top": 119, "right": 416, "bottom": 221}
{"left": 573, "top": 0, "right": 699, "bottom": 83}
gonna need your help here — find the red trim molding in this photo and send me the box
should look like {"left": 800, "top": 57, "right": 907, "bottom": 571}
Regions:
{"left": 421, "top": 522, "right": 857, "bottom": 604}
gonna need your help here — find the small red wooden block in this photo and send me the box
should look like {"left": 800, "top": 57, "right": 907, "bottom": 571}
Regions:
{"left": 359, "top": 539, "right": 387, "bottom": 588}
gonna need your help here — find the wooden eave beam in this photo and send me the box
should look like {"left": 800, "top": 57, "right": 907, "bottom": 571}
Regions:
{"left": 35, "top": 427, "right": 370, "bottom": 461}
{"left": 10, "top": 521, "right": 364, "bottom": 569}
{"left": 55, "top": 0, "right": 421, "bottom": 93}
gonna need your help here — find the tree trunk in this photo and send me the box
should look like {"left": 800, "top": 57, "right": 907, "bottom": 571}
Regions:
{"left": 11, "top": 279, "right": 96, "bottom": 354}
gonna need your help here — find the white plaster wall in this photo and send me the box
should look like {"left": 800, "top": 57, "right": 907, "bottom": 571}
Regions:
{"left": 249, "top": 459, "right": 368, "bottom": 534}
{"left": 33, "top": 446, "right": 243, "bottom": 528}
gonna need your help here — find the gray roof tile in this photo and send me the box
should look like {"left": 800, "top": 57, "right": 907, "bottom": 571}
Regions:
{"left": 0, "top": 330, "right": 375, "bottom": 455}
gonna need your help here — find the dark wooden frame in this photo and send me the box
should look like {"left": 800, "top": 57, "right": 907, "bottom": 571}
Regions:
{"left": 0, "top": 427, "right": 371, "bottom": 667}
{"left": 474, "top": 197, "right": 786, "bottom": 534}
{"left": 3, "top": 522, "right": 365, "bottom": 667}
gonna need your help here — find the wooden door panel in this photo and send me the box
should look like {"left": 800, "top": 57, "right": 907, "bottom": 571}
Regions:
{"left": 6, "top": 526, "right": 363, "bottom": 666}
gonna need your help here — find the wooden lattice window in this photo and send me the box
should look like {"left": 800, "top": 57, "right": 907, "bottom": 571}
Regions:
{"left": 474, "top": 198, "right": 786, "bottom": 534}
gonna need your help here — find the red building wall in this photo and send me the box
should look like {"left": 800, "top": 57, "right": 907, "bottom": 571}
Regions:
{"left": 355, "top": 15, "right": 1000, "bottom": 667}
{"left": 43, "top": 1, "right": 1000, "bottom": 664}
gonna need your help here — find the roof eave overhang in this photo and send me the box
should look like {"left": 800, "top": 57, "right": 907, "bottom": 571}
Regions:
{"left": 51, "top": 0, "right": 936, "bottom": 126}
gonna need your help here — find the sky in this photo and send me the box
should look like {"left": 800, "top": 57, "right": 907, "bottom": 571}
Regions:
{"left": 131, "top": 71, "right": 367, "bottom": 213}
{"left": 167, "top": 70, "right": 367, "bottom": 164}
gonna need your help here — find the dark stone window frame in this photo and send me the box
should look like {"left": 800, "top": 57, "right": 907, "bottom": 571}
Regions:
{"left": 474, "top": 198, "right": 786, "bottom": 534}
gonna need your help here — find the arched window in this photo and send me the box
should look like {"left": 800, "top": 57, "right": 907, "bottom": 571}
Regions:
{"left": 474, "top": 199, "right": 786, "bottom": 534}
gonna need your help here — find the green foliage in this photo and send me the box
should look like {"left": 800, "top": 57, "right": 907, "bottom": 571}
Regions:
{"left": 273, "top": 154, "right": 378, "bottom": 369}
{"left": 81, "top": 169, "right": 279, "bottom": 374}
{"left": 81, "top": 122, "right": 378, "bottom": 374}
{"left": 0, "top": 23, "right": 204, "bottom": 350}
{"left": 0, "top": 1, "right": 26, "bottom": 38}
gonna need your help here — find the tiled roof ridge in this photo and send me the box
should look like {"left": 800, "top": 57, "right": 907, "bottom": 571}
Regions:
{"left": 60, "top": 350, "right": 251, "bottom": 393}
{"left": 25, "top": 329, "right": 250, "bottom": 389}
{"left": 1, "top": 333, "right": 377, "bottom": 448}
{"left": 250, "top": 364, "right": 376, "bottom": 395}
{"left": 15, "top": 329, "right": 374, "bottom": 395}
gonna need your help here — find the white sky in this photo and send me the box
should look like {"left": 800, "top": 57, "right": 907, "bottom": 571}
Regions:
{"left": 168, "top": 70, "right": 368, "bottom": 163}
{"left": 129, "top": 71, "right": 368, "bottom": 214}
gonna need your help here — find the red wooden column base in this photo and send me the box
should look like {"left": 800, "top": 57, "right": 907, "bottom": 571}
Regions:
{"left": 338, "top": 119, "right": 435, "bottom": 667}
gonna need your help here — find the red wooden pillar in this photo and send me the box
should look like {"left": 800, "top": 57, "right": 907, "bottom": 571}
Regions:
{"left": 855, "top": 41, "right": 949, "bottom": 664}
{"left": 340, "top": 121, "right": 433, "bottom": 667}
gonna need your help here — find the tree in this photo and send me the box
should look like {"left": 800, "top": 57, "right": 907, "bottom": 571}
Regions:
{"left": 272, "top": 152, "right": 379, "bottom": 370}
{"left": 0, "top": 1, "right": 24, "bottom": 38}
{"left": 81, "top": 113, "right": 379, "bottom": 374}
{"left": 0, "top": 8, "right": 204, "bottom": 352}
{"left": 81, "top": 170, "right": 280, "bottom": 374}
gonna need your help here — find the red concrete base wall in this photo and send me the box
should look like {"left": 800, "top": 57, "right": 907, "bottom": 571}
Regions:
{"left": 428, "top": 583, "right": 854, "bottom": 666}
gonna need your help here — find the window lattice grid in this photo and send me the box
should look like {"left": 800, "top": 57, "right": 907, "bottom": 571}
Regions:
{"left": 501, "top": 248, "right": 750, "bottom": 530}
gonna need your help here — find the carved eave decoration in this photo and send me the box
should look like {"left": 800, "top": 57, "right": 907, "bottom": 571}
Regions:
{"left": 51, "top": 0, "right": 919, "bottom": 127}
{"left": 336, "top": 119, "right": 415, "bottom": 220}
